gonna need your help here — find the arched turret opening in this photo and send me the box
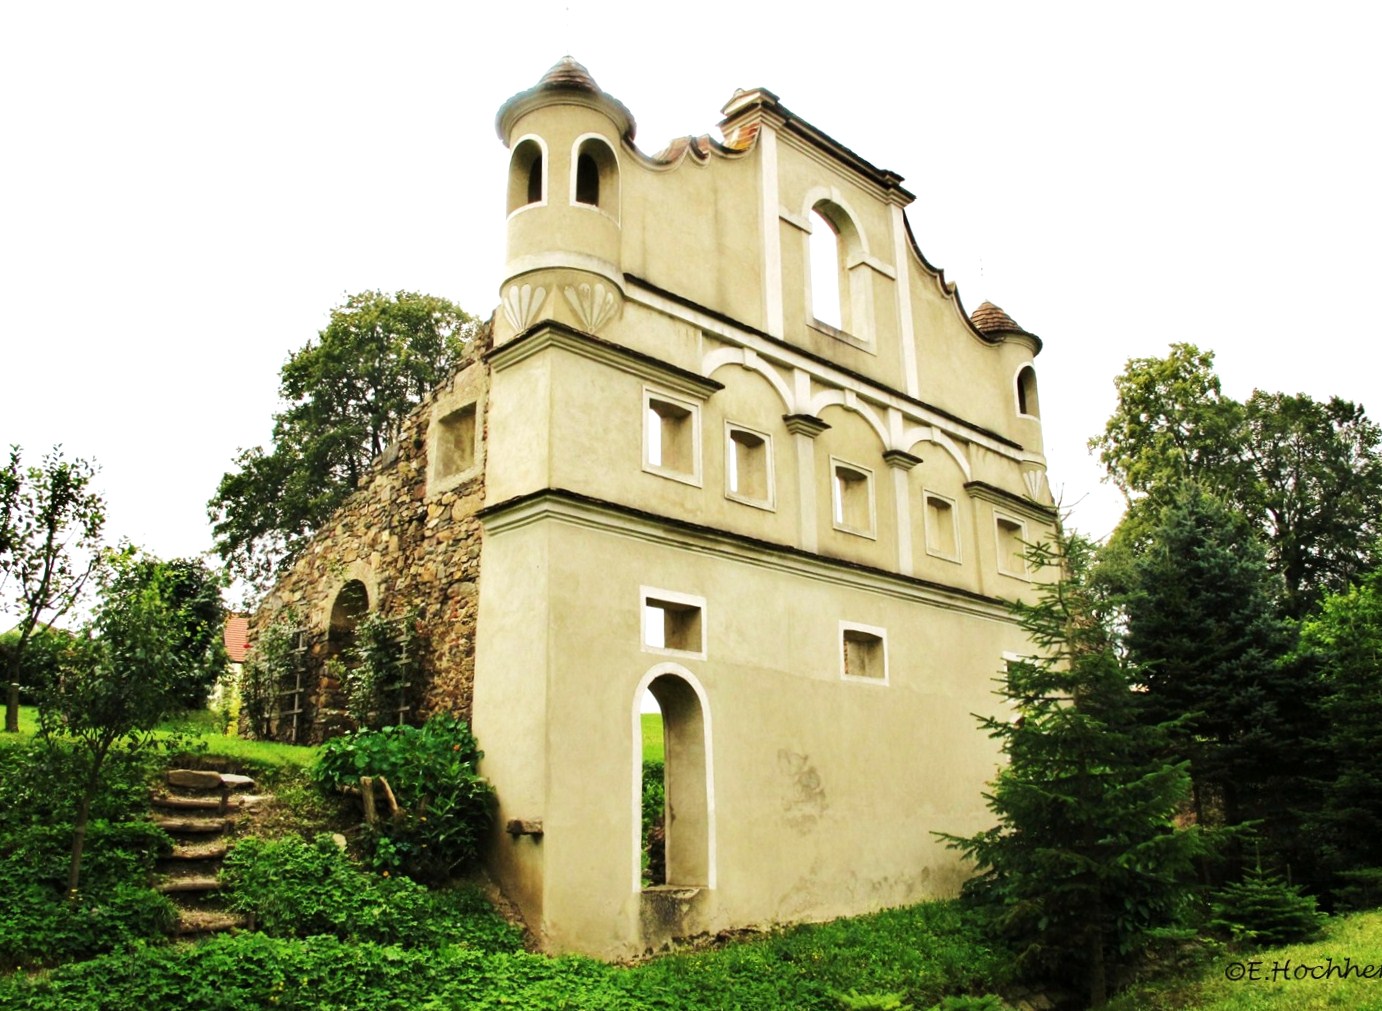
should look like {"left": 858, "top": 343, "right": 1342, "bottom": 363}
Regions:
{"left": 572, "top": 135, "right": 619, "bottom": 218}
{"left": 507, "top": 136, "right": 546, "bottom": 214}
{"left": 1016, "top": 365, "right": 1040, "bottom": 418}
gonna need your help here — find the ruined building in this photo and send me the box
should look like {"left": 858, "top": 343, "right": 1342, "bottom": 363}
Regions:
{"left": 253, "top": 57, "right": 1058, "bottom": 958}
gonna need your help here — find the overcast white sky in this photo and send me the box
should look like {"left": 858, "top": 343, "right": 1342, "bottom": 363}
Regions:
{"left": 3, "top": 1, "right": 1380, "bottom": 602}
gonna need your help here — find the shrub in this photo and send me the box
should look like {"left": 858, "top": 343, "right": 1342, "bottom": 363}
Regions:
{"left": 312, "top": 714, "right": 493, "bottom": 882}
{"left": 1208, "top": 864, "right": 1325, "bottom": 946}
{"left": 220, "top": 833, "right": 521, "bottom": 951}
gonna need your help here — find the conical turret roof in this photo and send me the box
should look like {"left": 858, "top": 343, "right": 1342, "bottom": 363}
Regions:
{"left": 496, "top": 57, "right": 636, "bottom": 144}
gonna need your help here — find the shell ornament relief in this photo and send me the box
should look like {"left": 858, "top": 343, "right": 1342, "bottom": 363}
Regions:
{"left": 563, "top": 282, "right": 617, "bottom": 334}
{"left": 1023, "top": 468, "right": 1051, "bottom": 503}
{"left": 502, "top": 283, "right": 548, "bottom": 331}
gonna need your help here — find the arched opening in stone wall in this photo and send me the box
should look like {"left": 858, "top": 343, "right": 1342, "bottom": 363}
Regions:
{"left": 329, "top": 580, "right": 370, "bottom": 656}
{"left": 638, "top": 671, "right": 711, "bottom": 889}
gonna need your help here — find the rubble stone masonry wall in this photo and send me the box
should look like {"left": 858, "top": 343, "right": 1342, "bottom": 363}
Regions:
{"left": 250, "top": 346, "right": 490, "bottom": 741}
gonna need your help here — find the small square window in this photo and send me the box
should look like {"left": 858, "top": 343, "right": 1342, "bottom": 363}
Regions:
{"left": 831, "top": 459, "right": 875, "bottom": 537}
{"left": 726, "top": 424, "right": 773, "bottom": 508}
{"left": 995, "top": 515, "right": 1029, "bottom": 577}
{"left": 644, "top": 390, "right": 701, "bottom": 485}
{"left": 435, "top": 403, "right": 477, "bottom": 480}
{"left": 840, "top": 621, "right": 888, "bottom": 684}
{"left": 924, "top": 492, "right": 959, "bottom": 561}
{"left": 641, "top": 587, "right": 706, "bottom": 658}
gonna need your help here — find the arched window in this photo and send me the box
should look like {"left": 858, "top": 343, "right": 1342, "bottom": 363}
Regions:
{"left": 1016, "top": 365, "right": 1040, "bottom": 418}
{"left": 571, "top": 136, "right": 619, "bottom": 217}
{"left": 806, "top": 199, "right": 872, "bottom": 341}
{"left": 809, "top": 208, "right": 843, "bottom": 330}
{"left": 507, "top": 137, "right": 545, "bottom": 214}
{"left": 636, "top": 671, "right": 711, "bottom": 889}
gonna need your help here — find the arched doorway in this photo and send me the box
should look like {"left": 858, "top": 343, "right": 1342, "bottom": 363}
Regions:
{"left": 633, "top": 666, "right": 714, "bottom": 891}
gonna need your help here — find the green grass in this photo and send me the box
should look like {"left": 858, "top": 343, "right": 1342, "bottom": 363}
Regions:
{"left": 0, "top": 704, "right": 40, "bottom": 741}
{"left": 0, "top": 706, "right": 317, "bottom": 768}
{"left": 1105, "top": 909, "right": 1382, "bottom": 1011}
{"left": 641, "top": 712, "right": 663, "bottom": 763}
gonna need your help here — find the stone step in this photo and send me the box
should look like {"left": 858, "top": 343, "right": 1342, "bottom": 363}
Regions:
{"left": 165, "top": 769, "right": 256, "bottom": 791}
{"left": 155, "top": 874, "right": 222, "bottom": 894}
{"left": 167, "top": 840, "right": 230, "bottom": 861}
{"left": 154, "top": 815, "right": 229, "bottom": 834}
{"left": 152, "top": 793, "right": 225, "bottom": 811}
{"left": 172, "top": 909, "right": 249, "bottom": 936}
{"left": 152, "top": 792, "right": 265, "bottom": 813}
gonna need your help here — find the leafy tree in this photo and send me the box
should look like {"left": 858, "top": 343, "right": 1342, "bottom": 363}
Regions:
{"left": 1092, "top": 345, "right": 1382, "bottom": 617}
{"left": 1238, "top": 392, "right": 1382, "bottom": 616}
{"left": 1124, "top": 484, "right": 1296, "bottom": 841}
{"left": 208, "top": 291, "right": 478, "bottom": 588}
{"left": 35, "top": 550, "right": 191, "bottom": 898}
{"left": 1089, "top": 343, "right": 1245, "bottom": 504}
{"left": 1296, "top": 563, "right": 1382, "bottom": 893}
{"left": 942, "top": 533, "right": 1206, "bottom": 1007}
{"left": 106, "top": 555, "right": 227, "bottom": 710}
{"left": 0, "top": 446, "right": 105, "bottom": 732}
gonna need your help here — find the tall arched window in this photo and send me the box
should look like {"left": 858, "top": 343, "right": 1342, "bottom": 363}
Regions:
{"left": 806, "top": 199, "right": 872, "bottom": 342}
{"left": 809, "top": 208, "right": 843, "bottom": 330}
{"left": 507, "top": 137, "right": 545, "bottom": 214}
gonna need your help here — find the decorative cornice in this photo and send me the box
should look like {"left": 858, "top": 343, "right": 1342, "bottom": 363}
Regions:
{"left": 782, "top": 413, "right": 831, "bottom": 438}
{"left": 964, "top": 480, "right": 1058, "bottom": 522}
{"left": 478, "top": 487, "right": 1016, "bottom": 620}
{"left": 485, "top": 320, "right": 723, "bottom": 400}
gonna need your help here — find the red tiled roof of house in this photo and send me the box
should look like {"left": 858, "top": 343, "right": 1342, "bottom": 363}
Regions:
{"left": 223, "top": 615, "right": 249, "bottom": 663}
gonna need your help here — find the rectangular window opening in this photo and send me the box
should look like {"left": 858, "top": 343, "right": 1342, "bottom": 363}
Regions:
{"left": 840, "top": 623, "right": 887, "bottom": 683}
{"left": 645, "top": 393, "right": 699, "bottom": 481}
{"left": 642, "top": 591, "right": 705, "bottom": 656}
{"left": 832, "top": 462, "right": 873, "bottom": 535}
{"left": 727, "top": 426, "right": 771, "bottom": 506}
{"left": 925, "top": 493, "right": 958, "bottom": 559}
{"left": 996, "top": 516, "right": 1028, "bottom": 577}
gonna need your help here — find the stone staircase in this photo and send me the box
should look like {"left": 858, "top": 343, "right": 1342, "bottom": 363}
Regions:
{"left": 151, "top": 768, "right": 264, "bottom": 937}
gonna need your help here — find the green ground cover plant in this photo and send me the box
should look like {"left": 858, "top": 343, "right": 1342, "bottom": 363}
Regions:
{"left": 0, "top": 897, "right": 1012, "bottom": 1010}
{"left": 0, "top": 739, "right": 174, "bottom": 970}
{"left": 221, "top": 834, "right": 521, "bottom": 952}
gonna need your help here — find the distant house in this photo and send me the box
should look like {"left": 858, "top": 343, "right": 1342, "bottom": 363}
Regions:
{"left": 252, "top": 57, "right": 1059, "bottom": 958}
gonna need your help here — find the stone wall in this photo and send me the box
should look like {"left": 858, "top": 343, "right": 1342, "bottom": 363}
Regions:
{"left": 250, "top": 340, "right": 491, "bottom": 742}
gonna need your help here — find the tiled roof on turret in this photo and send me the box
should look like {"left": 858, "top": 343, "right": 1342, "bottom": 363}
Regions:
{"left": 496, "top": 56, "right": 636, "bottom": 143}
{"left": 972, "top": 302, "right": 1039, "bottom": 353}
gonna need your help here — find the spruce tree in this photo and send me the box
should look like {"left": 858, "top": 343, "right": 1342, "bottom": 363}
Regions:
{"left": 1296, "top": 564, "right": 1382, "bottom": 902}
{"left": 943, "top": 534, "right": 1205, "bottom": 1007}
{"left": 1124, "top": 484, "right": 1300, "bottom": 861}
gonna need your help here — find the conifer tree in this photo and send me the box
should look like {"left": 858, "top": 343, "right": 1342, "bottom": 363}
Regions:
{"left": 1124, "top": 484, "right": 1299, "bottom": 855}
{"left": 943, "top": 533, "right": 1205, "bottom": 1007}
{"left": 1296, "top": 564, "right": 1382, "bottom": 901}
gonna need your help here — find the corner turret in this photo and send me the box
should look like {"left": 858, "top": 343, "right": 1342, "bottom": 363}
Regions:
{"left": 495, "top": 57, "right": 630, "bottom": 342}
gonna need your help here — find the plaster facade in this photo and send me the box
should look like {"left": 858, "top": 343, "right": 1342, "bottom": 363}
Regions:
{"left": 253, "top": 57, "right": 1059, "bottom": 959}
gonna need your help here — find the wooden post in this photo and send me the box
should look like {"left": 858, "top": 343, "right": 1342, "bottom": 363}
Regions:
{"left": 5, "top": 683, "right": 19, "bottom": 733}
{"left": 360, "top": 775, "right": 378, "bottom": 825}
